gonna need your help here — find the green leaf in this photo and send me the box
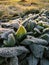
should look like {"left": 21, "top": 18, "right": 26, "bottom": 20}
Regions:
{"left": 0, "top": 57, "right": 5, "bottom": 64}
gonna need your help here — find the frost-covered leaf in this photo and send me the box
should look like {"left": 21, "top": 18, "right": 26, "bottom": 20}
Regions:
{"left": 27, "top": 55, "right": 39, "bottom": 65}
{"left": 26, "top": 20, "right": 37, "bottom": 31}
{"left": 29, "top": 44, "right": 46, "bottom": 58}
{"left": 43, "top": 28, "right": 49, "bottom": 34}
{"left": 40, "top": 59, "right": 49, "bottom": 65}
{"left": 40, "top": 34, "right": 49, "bottom": 43}
{"left": 4, "top": 33, "right": 16, "bottom": 46}
{"left": 34, "top": 27, "right": 41, "bottom": 34}
{"left": 36, "top": 25, "right": 44, "bottom": 31}
{"left": 21, "top": 36, "right": 48, "bottom": 46}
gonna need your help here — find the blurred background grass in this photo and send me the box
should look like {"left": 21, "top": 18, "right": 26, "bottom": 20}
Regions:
{"left": 0, "top": 0, "right": 49, "bottom": 20}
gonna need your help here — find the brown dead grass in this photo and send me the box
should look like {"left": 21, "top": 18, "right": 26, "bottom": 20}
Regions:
{"left": 0, "top": 0, "right": 49, "bottom": 18}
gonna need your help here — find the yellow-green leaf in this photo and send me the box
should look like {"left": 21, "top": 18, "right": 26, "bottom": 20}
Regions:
{"left": 16, "top": 25, "right": 27, "bottom": 38}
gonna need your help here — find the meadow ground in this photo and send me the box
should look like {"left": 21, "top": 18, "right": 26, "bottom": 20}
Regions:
{"left": 0, "top": 0, "right": 49, "bottom": 19}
